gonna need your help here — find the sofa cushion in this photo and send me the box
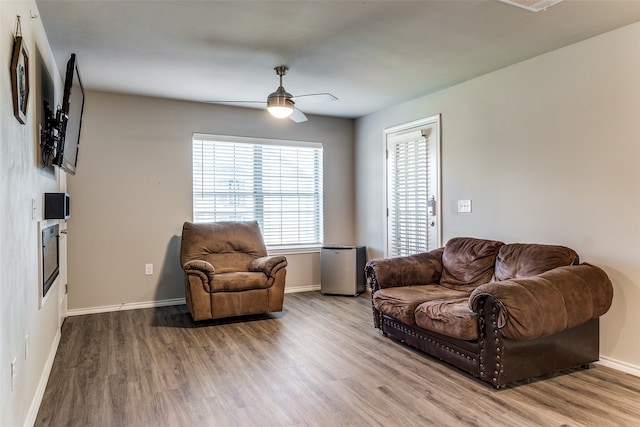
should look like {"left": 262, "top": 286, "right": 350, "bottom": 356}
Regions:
{"left": 415, "top": 298, "right": 478, "bottom": 340}
{"left": 494, "top": 243, "right": 578, "bottom": 281}
{"left": 374, "top": 285, "right": 470, "bottom": 325}
{"left": 440, "top": 237, "right": 504, "bottom": 292}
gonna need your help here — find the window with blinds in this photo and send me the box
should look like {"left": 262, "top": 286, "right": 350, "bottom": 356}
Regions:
{"left": 192, "top": 134, "right": 323, "bottom": 248}
{"left": 386, "top": 116, "right": 441, "bottom": 257}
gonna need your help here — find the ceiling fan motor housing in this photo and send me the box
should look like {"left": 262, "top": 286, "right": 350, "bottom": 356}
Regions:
{"left": 267, "top": 86, "right": 295, "bottom": 109}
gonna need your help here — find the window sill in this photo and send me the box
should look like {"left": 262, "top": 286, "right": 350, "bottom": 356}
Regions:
{"left": 267, "top": 246, "right": 321, "bottom": 256}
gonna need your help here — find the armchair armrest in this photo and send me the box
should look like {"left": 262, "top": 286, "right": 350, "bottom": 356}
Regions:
{"left": 365, "top": 247, "right": 444, "bottom": 291}
{"left": 249, "top": 255, "right": 287, "bottom": 277}
{"left": 469, "top": 263, "right": 613, "bottom": 340}
{"left": 183, "top": 259, "right": 215, "bottom": 290}
{"left": 183, "top": 259, "right": 215, "bottom": 274}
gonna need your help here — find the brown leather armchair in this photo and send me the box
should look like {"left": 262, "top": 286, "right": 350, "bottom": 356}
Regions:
{"left": 180, "top": 221, "right": 287, "bottom": 321}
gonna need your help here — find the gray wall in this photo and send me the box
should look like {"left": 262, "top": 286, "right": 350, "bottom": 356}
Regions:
{"left": 1, "top": 1, "right": 66, "bottom": 425}
{"left": 67, "top": 92, "right": 355, "bottom": 311}
{"left": 355, "top": 22, "right": 640, "bottom": 370}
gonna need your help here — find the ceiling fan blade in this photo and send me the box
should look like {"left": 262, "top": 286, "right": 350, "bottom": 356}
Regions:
{"left": 293, "top": 93, "right": 338, "bottom": 104}
{"left": 289, "top": 108, "right": 308, "bottom": 123}
{"left": 205, "top": 100, "right": 266, "bottom": 107}
{"left": 206, "top": 99, "right": 306, "bottom": 122}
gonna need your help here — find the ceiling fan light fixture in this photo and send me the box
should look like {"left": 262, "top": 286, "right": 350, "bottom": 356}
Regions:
{"left": 268, "top": 106, "right": 293, "bottom": 119}
{"left": 267, "top": 87, "right": 294, "bottom": 119}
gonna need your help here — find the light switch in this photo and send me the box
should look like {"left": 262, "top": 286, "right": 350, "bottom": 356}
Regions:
{"left": 457, "top": 200, "right": 472, "bottom": 213}
{"left": 11, "top": 357, "right": 16, "bottom": 391}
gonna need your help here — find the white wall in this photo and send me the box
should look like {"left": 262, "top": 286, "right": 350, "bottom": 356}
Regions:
{"left": 67, "top": 92, "right": 354, "bottom": 311}
{"left": 356, "top": 22, "right": 640, "bottom": 370}
{"left": 1, "top": 2, "right": 67, "bottom": 426}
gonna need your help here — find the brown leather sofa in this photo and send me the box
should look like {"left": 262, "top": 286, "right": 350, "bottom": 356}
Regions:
{"left": 365, "top": 237, "right": 613, "bottom": 387}
{"left": 180, "top": 221, "right": 287, "bottom": 321}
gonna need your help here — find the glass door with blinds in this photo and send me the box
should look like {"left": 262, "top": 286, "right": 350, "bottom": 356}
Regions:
{"left": 385, "top": 115, "right": 441, "bottom": 257}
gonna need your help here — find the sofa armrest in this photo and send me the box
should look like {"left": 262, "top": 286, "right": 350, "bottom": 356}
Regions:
{"left": 469, "top": 263, "right": 613, "bottom": 340}
{"left": 249, "top": 255, "right": 287, "bottom": 277}
{"left": 365, "top": 247, "right": 444, "bottom": 292}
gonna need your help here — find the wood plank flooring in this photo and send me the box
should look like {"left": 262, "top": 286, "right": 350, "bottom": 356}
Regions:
{"left": 35, "top": 291, "right": 640, "bottom": 426}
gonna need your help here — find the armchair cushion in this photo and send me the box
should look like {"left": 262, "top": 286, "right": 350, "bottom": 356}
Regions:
{"left": 211, "top": 272, "right": 271, "bottom": 292}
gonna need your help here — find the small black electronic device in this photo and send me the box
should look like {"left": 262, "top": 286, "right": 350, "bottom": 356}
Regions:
{"left": 44, "top": 193, "right": 70, "bottom": 220}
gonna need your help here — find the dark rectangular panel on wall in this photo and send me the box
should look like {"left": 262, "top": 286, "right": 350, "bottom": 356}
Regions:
{"left": 44, "top": 193, "right": 70, "bottom": 219}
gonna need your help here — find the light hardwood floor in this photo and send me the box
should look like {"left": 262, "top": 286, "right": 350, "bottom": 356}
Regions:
{"left": 36, "top": 291, "right": 640, "bottom": 426}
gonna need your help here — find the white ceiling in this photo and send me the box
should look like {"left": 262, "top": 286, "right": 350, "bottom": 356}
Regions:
{"left": 36, "top": 0, "right": 640, "bottom": 119}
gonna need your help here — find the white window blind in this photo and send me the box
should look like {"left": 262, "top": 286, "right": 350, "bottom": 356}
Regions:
{"left": 387, "top": 128, "right": 429, "bottom": 257}
{"left": 192, "top": 134, "right": 323, "bottom": 248}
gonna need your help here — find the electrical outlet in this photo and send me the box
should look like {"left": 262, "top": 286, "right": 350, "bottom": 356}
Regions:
{"left": 25, "top": 334, "right": 29, "bottom": 360}
{"left": 11, "top": 357, "right": 16, "bottom": 391}
{"left": 457, "top": 199, "right": 472, "bottom": 213}
{"left": 145, "top": 264, "right": 153, "bottom": 275}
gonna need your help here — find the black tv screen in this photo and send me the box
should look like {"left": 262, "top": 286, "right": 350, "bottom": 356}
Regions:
{"left": 54, "top": 53, "right": 85, "bottom": 175}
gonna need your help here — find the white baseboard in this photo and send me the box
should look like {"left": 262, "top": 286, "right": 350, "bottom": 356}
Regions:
{"left": 66, "top": 297, "right": 187, "bottom": 317}
{"left": 24, "top": 328, "right": 61, "bottom": 427}
{"left": 597, "top": 356, "right": 640, "bottom": 378}
{"left": 66, "top": 285, "right": 322, "bottom": 317}
{"left": 284, "top": 284, "right": 321, "bottom": 293}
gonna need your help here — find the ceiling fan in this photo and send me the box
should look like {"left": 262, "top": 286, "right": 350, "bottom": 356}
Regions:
{"left": 207, "top": 66, "right": 337, "bottom": 123}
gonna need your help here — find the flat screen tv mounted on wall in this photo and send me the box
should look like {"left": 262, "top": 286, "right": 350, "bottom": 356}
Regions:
{"left": 53, "top": 53, "right": 85, "bottom": 175}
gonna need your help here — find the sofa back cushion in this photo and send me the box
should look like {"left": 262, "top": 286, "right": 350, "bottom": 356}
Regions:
{"left": 493, "top": 243, "right": 578, "bottom": 281}
{"left": 439, "top": 237, "right": 504, "bottom": 292}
